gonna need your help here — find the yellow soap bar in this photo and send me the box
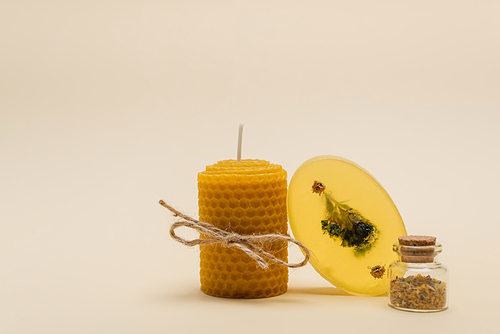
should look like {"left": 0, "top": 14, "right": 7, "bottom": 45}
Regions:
{"left": 288, "top": 156, "right": 407, "bottom": 296}
{"left": 198, "top": 159, "right": 288, "bottom": 298}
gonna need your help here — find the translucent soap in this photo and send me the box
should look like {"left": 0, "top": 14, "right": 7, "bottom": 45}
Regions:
{"left": 287, "top": 155, "right": 407, "bottom": 296}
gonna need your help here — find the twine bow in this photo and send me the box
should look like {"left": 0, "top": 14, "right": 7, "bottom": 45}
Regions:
{"left": 159, "top": 200, "right": 310, "bottom": 269}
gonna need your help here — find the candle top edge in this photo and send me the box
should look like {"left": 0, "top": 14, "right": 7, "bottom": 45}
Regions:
{"left": 200, "top": 159, "right": 286, "bottom": 176}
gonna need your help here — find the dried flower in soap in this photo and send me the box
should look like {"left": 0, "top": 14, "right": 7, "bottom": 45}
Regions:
{"left": 315, "top": 181, "right": 378, "bottom": 253}
{"left": 368, "top": 265, "right": 386, "bottom": 279}
{"left": 312, "top": 181, "right": 325, "bottom": 195}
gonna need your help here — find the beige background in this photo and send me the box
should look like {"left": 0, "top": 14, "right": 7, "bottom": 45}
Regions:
{"left": 1, "top": 1, "right": 499, "bottom": 333}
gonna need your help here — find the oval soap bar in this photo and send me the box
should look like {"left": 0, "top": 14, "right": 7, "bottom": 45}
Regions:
{"left": 288, "top": 155, "right": 407, "bottom": 296}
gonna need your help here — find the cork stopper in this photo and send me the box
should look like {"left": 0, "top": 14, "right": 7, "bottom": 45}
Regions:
{"left": 398, "top": 235, "right": 437, "bottom": 263}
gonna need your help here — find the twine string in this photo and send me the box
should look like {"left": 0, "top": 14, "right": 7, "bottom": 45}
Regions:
{"left": 159, "top": 200, "right": 310, "bottom": 269}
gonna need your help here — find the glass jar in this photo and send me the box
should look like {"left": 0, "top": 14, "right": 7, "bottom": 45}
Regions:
{"left": 388, "top": 236, "right": 449, "bottom": 312}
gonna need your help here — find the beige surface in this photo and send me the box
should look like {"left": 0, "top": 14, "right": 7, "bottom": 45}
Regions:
{"left": 1, "top": 1, "right": 499, "bottom": 333}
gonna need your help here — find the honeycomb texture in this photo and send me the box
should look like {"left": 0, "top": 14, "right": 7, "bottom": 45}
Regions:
{"left": 198, "top": 159, "right": 288, "bottom": 298}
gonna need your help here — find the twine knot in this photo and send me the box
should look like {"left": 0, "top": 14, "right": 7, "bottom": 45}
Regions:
{"left": 223, "top": 233, "right": 241, "bottom": 245}
{"left": 159, "top": 200, "right": 310, "bottom": 270}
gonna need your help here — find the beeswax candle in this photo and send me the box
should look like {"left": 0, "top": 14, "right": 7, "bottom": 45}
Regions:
{"left": 198, "top": 159, "right": 288, "bottom": 298}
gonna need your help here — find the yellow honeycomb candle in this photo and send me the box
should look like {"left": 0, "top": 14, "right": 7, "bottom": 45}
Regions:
{"left": 198, "top": 159, "right": 288, "bottom": 298}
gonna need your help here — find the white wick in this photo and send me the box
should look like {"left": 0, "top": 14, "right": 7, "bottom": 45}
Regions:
{"left": 237, "top": 123, "right": 244, "bottom": 162}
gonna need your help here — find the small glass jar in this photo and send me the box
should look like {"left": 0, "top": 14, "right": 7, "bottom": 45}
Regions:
{"left": 388, "top": 235, "right": 449, "bottom": 312}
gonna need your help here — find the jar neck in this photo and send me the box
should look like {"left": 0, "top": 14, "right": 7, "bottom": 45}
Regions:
{"left": 393, "top": 242, "right": 442, "bottom": 264}
{"left": 396, "top": 256, "right": 441, "bottom": 266}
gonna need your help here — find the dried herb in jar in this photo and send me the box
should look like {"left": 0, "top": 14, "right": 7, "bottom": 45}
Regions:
{"left": 390, "top": 274, "right": 447, "bottom": 310}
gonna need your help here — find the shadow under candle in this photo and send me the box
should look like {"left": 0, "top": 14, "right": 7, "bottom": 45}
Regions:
{"left": 287, "top": 286, "right": 352, "bottom": 296}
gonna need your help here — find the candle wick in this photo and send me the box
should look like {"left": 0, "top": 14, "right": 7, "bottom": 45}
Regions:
{"left": 237, "top": 123, "right": 244, "bottom": 162}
